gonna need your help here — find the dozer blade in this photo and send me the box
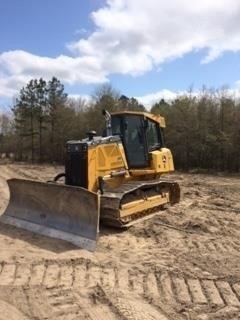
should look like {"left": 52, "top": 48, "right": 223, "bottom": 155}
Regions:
{"left": 0, "top": 179, "right": 100, "bottom": 251}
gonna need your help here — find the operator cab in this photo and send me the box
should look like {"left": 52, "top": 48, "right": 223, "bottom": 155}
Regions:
{"left": 111, "top": 112, "right": 165, "bottom": 168}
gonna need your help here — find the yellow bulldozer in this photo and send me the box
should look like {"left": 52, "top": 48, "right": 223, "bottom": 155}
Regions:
{"left": 1, "top": 110, "right": 180, "bottom": 251}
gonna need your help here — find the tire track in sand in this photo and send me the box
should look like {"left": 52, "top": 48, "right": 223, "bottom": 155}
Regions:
{"left": 0, "top": 258, "right": 240, "bottom": 319}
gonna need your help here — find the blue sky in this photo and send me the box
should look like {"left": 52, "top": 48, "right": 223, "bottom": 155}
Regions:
{"left": 1, "top": 0, "right": 240, "bottom": 110}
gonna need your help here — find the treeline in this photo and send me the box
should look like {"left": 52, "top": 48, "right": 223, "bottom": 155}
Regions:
{"left": 1, "top": 78, "right": 240, "bottom": 172}
{"left": 0, "top": 78, "right": 145, "bottom": 163}
{"left": 151, "top": 90, "right": 240, "bottom": 171}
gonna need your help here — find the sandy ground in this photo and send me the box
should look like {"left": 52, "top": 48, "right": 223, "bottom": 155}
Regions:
{"left": 0, "top": 163, "right": 240, "bottom": 319}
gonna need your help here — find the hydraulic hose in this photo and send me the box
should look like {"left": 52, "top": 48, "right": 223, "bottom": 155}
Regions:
{"left": 53, "top": 172, "right": 66, "bottom": 182}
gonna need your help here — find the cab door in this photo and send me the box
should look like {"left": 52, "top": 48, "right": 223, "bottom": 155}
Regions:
{"left": 112, "top": 114, "right": 149, "bottom": 168}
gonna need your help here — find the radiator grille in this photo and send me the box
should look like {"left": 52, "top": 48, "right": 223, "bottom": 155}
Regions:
{"left": 65, "top": 142, "right": 88, "bottom": 188}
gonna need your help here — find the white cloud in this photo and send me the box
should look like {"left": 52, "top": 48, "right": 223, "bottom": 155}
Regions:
{"left": 136, "top": 89, "right": 188, "bottom": 108}
{"left": 1, "top": 0, "right": 240, "bottom": 98}
{"left": 0, "top": 50, "right": 108, "bottom": 85}
{"left": 234, "top": 80, "right": 240, "bottom": 89}
{"left": 137, "top": 86, "right": 240, "bottom": 109}
{"left": 68, "top": 93, "right": 91, "bottom": 103}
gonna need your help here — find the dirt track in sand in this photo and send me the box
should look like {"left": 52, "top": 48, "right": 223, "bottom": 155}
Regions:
{"left": 0, "top": 163, "right": 240, "bottom": 319}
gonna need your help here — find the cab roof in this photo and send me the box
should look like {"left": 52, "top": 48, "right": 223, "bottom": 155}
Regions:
{"left": 111, "top": 111, "right": 166, "bottom": 128}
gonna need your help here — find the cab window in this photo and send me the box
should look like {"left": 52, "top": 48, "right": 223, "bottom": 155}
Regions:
{"left": 146, "top": 119, "right": 161, "bottom": 151}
